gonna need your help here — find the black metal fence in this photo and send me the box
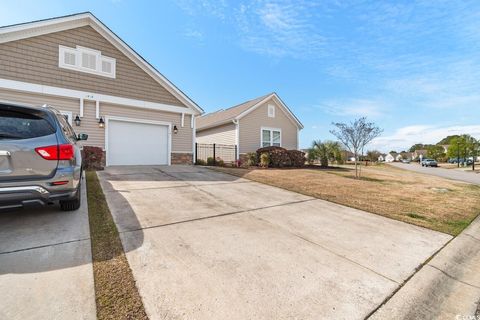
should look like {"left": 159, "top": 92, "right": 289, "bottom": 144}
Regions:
{"left": 195, "top": 143, "right": 237, "bottom": 164}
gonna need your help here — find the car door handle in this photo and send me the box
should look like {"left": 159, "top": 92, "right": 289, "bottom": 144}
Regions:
{"left": 0, "top": 151, "right": 11, "bottom": 156}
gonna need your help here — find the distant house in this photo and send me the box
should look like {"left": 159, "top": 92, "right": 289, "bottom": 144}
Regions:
{"left": 412, "top": 149, "right": 428, "bottom": 160}
{"left": 343, "top": 151, "right": 356, "bottom": 162}
{"left": 385, "top": 152, "right": 397, "bottom": 162}
{"left": 398, "top": 151, "right": 410, "bottom": 161}
{"left": 378, "top": 154, "right": 386, "bottom": 162}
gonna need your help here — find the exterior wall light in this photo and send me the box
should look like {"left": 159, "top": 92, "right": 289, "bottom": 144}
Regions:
{"left": 173, "top": 125, "right": 178, "bottom": 134}
{"left": 74, "top": 115, "right": 81, "bottom": 126}
{"left": 98, "top": 117, "right": 105, "bottom": 128}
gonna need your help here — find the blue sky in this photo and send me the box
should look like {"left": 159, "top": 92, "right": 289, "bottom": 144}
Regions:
{"left": 2, "top": 0, "right": 480, "bottom": 151}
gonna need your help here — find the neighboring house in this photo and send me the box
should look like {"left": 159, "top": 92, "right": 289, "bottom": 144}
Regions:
{"left": 0, "top": 12, "right": 203, "bottom": 166}
{"left": 397, "top": 152, "right": 410, "bottom": 161}
{"left": 378, "top": 154, "right": 386, "bottom": 162}
{"left": 196, "top": 93, "right": 303, "bottom": 160}
{"left": 385, "top": 152, "right": 397, "bottom": 162}
{"left": 412, "top": 149, "right": 428, "bottom": 161}
{"left": 343, "top": 151, "right": 355, "bottom": 162}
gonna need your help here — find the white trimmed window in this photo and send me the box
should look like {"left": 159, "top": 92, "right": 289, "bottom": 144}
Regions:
{"left": 268, "top": 104, "right": 275, "bottom": 117}
{"left": 261, "top": 128, "right": 281, "bottom": 147}
{"left": 59, "top": 45, "right": 116, "bottom": 78}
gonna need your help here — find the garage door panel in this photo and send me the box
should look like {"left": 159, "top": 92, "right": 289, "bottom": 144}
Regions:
{"left": 107, "top": 120, "right": 169, "bottom": 166}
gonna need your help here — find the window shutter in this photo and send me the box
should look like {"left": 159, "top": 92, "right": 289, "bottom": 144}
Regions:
{"left": 268, "top": 104, "right": 275, "bottom": 117}
{"left": 64, "top": 51, "right": 76, "bottom": 66}
{"left": 82, "top": 52, "right": 97, "bottom": 70}
{"left": 101, "top": 60, "right": 112, "bottom": 73}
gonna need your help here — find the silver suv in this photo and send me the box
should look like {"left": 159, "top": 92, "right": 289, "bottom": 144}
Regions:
{"left": 421, "top": 159, "right": 438, "bottom": 167}
{"left": 0, "top": 103, "right": 88, "bottom": 211}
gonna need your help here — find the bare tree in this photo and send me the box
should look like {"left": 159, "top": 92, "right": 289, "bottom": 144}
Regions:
{"left": 330, "top": 117, "right": 383, "bottom": 178}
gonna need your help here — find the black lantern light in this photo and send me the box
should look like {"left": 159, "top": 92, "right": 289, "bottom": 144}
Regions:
{"left": 173, "top": 125, "right": 178, "bottom": 134}
{"left": 98, "top": 117, "right": 105, "bottom": 128}
{"left": 74, "top": 115, "right": 81, "bottom": 126}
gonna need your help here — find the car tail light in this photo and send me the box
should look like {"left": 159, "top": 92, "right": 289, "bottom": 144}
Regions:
{"left": 51, "top": 180, "right": 69, "bottom": 186}
{"left": 35, "top": 144, "right": 74, "bottom": 160}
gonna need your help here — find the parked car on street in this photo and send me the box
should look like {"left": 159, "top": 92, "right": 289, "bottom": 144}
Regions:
{"left": 421, "top": 159, "right": 438, "bottom": 167}
{"left": 0, "top": 103, "right": 88, "bottom": 211}
{"left": 401, "top": 159, "right": 411, "bottom": 164}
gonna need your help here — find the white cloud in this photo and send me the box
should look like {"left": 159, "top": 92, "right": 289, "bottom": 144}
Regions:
{"left": 183, "top": 29, "right": 204, "bottom": 40}
{"left": 318, "top": 99, "right": 388, "bottom": 118}
{"left": 234, "top": 1, "right": 327, "bottom": 58}
{"left": 370, "top": 125, "right": 480, "bottom": 152}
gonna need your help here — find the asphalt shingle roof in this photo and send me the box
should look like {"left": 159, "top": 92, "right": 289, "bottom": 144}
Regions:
{"left": 196, "top": 93, "right": 272, "bottom": 130}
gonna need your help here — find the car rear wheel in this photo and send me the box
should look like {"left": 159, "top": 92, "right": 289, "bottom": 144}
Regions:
{"left": 60, "top": 180, "right": 81, "bottom": 211}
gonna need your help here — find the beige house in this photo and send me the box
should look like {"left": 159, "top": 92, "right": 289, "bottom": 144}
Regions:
{"left": 196, "top": 93, "right": 303, "bottom": 160}
{"left": 0, "top": 12, "right": 203, "bottom": 166}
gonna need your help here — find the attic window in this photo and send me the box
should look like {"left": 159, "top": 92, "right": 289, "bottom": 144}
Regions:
{"left": 59, "top": 45, "right": 116, "bottom": 78}
{"left": 268, "top": 104, "right": 275, "bottom": 118}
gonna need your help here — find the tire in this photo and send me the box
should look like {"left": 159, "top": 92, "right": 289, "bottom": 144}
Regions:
{"left": 60, "top": 180, "right": 81, "bottom": 211}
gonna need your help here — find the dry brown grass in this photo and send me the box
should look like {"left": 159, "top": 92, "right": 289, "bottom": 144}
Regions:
{"left": 86, "top": 171, "right": 148, "bottom": 320}
{"left": 212, "top": 164, "right": 480, "bottom": 235}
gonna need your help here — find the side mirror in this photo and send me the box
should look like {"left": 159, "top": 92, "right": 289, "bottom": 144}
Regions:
{"left": 77, "top": 133, "right": 88, "bottom": 141}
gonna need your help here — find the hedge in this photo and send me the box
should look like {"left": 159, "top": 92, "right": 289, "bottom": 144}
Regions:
{"left": 255, "top": 146, "right": 305, "bottom": 168}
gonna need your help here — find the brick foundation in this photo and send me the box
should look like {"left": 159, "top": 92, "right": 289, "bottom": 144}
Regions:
{"left": 171, "top": 153, "right": 193, "bottom": 165}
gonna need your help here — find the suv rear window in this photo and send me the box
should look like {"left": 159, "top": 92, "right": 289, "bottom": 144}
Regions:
{"left": 0, "top": 110, "right": 55, "bottom": 140}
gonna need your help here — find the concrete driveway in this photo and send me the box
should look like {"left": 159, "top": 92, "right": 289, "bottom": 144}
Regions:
{"left": 98, "top": 165, "right": 451, "bottom": 320}
{"left": 0, "top": 181, "right": 96, "bottom": 320}
{"left": 389, "top": 162, "right": 480, "bottom": 184}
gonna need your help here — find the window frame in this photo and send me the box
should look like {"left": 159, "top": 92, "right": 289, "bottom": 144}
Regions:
{"left": 260, "top": 127, "right": 282, "bottom": 148}
{"left": 58, "top": 45, "right": 116, "bottom": 78}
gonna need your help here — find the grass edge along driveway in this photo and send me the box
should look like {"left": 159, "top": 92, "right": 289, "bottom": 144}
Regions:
{"left": 210, "top": 165, "right": 480, "bottom": 236}
{"left": 86, "top": 171, "right": 148, "bottom": 320}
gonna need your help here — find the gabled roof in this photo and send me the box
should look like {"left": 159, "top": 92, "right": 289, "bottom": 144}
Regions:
{"left": 197, "top": 92, "right": 303, "bottom": 130}
{"left": 0, "top": 12, "right": 203, "bottom": 115}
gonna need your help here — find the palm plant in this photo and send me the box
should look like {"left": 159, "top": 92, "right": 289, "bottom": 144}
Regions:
{"left": 310, "top": 140, "right": 342, "bottom": 167}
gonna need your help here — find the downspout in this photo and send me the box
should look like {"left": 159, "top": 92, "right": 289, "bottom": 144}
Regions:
{"left": 233, "top": 119, "right": 240, "bottom": 160}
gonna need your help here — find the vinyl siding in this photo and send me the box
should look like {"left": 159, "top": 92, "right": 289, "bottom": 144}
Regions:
{"left": 196, "top": 123, "right": 236, "bottom": 145}
{"left": 239, "top": 99, "right": 298, "bottom": 153}
{"left": 0, "top": 88, "right": 192, "bottom": 152}
{"left": 0, "top": 25, "right": 187, "bottom": 107}
{"left": 102, "top": 103, "right": 192, "bottom": 152}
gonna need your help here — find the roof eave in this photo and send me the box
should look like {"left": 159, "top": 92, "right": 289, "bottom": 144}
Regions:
{"left": 196, "top": 119, "right": 235, "bottom": 131}
{"left": 235, "top": 93, "right": 304, "bottom": 129}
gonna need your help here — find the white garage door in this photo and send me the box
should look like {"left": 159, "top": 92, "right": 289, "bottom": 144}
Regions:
{"left": 107, "top": 119, "right": 169, "bottom": 166}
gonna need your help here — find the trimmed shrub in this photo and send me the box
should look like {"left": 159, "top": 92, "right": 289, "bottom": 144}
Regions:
{"left": 256, "top": 146, "right": 291, "bottom": 167}
{"left": 246, "top": 152, "right": 258, "bottom": 166}
{"left": 206, "top": 157, "right": 215, "bottom": 166}
{"left": 216, "top": 158, "right": 225, "bottom": 167}
{"left": 287, "top": 150, "right": 306, "bottom": 167}
{"left": 195, "top": 159, "right": 206, "bottom": 165}
{"left": 260, "top": 152, "right": 270, "bottom": 168}
{"left": 82, "top": 146, "right": 104, "bottom": 170}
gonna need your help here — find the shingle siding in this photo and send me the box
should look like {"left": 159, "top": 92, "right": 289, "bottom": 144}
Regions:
{"left": 0, "top": 88, "right": 193, "bottom": 152}
{"left": 0, "top": 25, "right": 187, "bottom": 107}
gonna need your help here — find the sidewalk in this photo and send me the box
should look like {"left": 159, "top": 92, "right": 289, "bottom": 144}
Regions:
{"left": 371, "top": 214, "right": 480, "bottom": 319}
